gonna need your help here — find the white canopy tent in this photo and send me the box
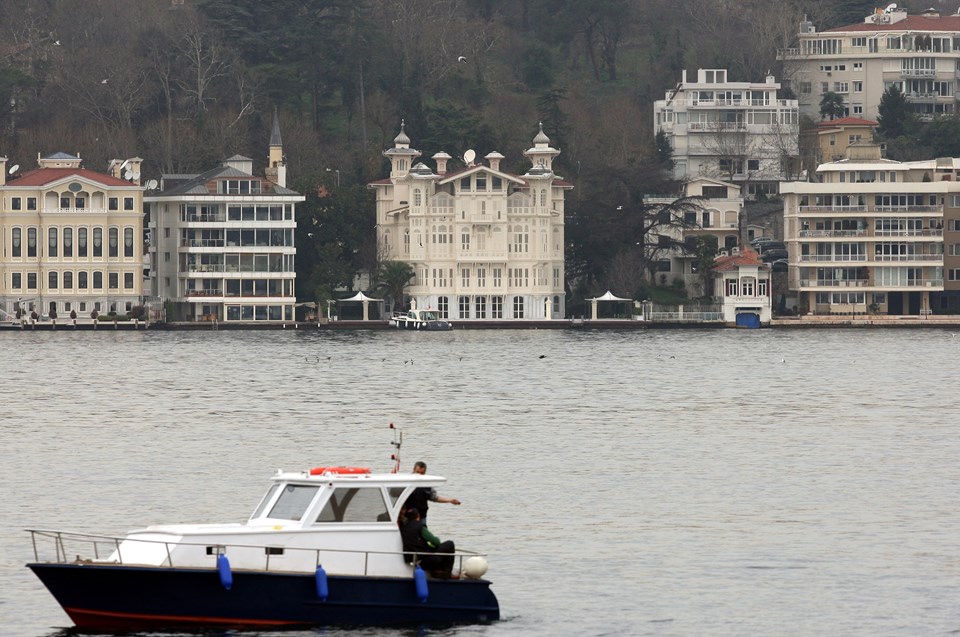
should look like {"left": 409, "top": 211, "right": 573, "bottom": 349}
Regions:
{"left": 585, "top": 291, "right": 633, "bottom": 320}
{"left": 327, "top": 291, "right": 385, "bottom": 321}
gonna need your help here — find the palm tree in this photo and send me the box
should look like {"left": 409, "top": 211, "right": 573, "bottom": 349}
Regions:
{"left": 374, "top": 260, "right": 414, "bottom": 315}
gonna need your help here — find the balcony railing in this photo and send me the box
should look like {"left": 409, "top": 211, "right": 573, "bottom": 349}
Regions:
{"left": 873, "top": 254, "right": 942, "bottom": 262}
{"left": 900, "top": 69, "right": 937, "bottom": 78}
{"left": 184, "top": 289, "right": 223, "bottom": 297}
{"left": 799, "top": 255, "right": 868, "bottom": 262}
{"left": 799, "top": 279, "right": 870, "bottom": 287}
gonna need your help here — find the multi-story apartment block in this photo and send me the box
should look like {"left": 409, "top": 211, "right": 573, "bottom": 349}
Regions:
{"left": 800, "top": 116, "right": 878, "bottom": 175}
{"left": 372, "top": 123, "right": 571, "bottom": 320}
{"left": 145, "top": 114, "right": 304, "bottom": 323}
{"left": 781, "top": 7, "right": 960, "bottom": 121}
{"left": 780, "top": 143, "right": 960, "bottom": 316}
{"left": 653, "top": 68, "right": 800, "bottom": 199}
{"left": 644, "top": 177, "right": 743, "bottom": 296}
{"left": 0, "top": 152, "right": 146, "bottom": 320}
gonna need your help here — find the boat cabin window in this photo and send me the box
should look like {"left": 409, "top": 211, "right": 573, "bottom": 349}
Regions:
{"left": 268, "top": 485, "right": 320, "bottom": 521}
{"left": 387, "top": 486, "right": 407, "bottom": 507}
{"left": 251, "top": 483, "right": 281, "bottom": 519}
{"left": 315, "top": 487, "right": 390, "bottom": 523}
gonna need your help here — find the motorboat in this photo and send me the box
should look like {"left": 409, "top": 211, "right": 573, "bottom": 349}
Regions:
{"left": 27, "top": 465, "right": 498, "bottom": 630}
{"left": 390, "top": 308, "right": 453, "bottom": 330}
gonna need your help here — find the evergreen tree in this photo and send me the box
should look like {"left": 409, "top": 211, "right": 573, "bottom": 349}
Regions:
{"left": 877, "top": 85, "right": 911, "bottom": 139}
{"left": 819, "top": 92, "right": 846, "bottom": 120}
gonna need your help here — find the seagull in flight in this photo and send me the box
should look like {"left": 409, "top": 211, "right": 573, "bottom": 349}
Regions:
{"left": 457, "top": 56, "right": 467, "bottom": 63}
{"left": 101, "top": 79, "right": 108, "bottom": 84}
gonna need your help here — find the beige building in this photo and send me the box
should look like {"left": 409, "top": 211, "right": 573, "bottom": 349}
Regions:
{"left": 653, "top": 68, "right": 799, "bottom": 199}
{"left": 781, "top": 7, "right": 960, "bottom": 121}
{"left": 780, "top": 144, "right": 960, "bottom": 316}
{"left": 644, "top": 177, "right": 742, "bottom": 296}
{"left": 372, "top": 123, "right": 571, "bottom": 320}
{"left": 145, "top": 114, "right": 304, "bottom": 323}
{"left": 0, "top": 152, "right": 146, "bottom": 320}
{"left": 801, "top": 117, "right": 878, "bottom": 173}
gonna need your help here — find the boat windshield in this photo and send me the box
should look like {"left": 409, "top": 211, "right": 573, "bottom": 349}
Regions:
{"left": 314, "top": 487, "right": 391, "bottom": 523}
{"left": 251, "top": 483, "right": 280, "bottom": 519}
{"left": 423, "top": 311, "right": 438, "bottom": 320}
{"left": 267, "top": 485, "right": 320, "bottom": 521}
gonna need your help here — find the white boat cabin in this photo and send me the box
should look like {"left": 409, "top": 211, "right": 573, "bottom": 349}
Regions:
{"left": 109, "top": 468, "right": 446, "bottom": 578}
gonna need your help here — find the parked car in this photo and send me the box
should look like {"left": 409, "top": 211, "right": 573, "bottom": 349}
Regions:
{"left": 761, "top": 248, "right": 788, "bottom": 262}
{"left": 770, "top": 258, "right": 788, "bottom": 272}
{"left": 758, "top": 241, "right": 786, "bottom": 254}
{"left": 750, "top": 237, "right": 774, "bottom": 248}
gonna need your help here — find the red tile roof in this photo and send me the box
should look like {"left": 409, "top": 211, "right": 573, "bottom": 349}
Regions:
{"left": 8, "top": 167, "right": 133, "bottom": 188}
{"left": 712, "top": 247, "right": 768, "bottom": 272}
{"left": 825, "top": 15, "right": 960, "bottom": 32}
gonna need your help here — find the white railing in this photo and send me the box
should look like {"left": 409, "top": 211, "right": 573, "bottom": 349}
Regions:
{"left": 799, "top": 229, "right": 868, "bottom": 238}
{"left": 27, "top": 529, "right": 484, "bottom": 577}
{"left": 799, "top": 255, "right": 868, "bottom": 262}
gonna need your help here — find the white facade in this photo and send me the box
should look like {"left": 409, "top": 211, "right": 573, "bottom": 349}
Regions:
{"left": 145, "top": 121, "right": 304, "bottom": 323}
{"left": 372, "top": 123, "right": 571, "bottom": 320}
{"left": 0, "top": 152, "right": 146, "bottom": 320}
{"left": 781, "top": 7, "right": 960, "bottom": 121}
{"left": 654, "top": 68, "right": 799, "bottom": 199}
{"left": 780, "top": 144, "right": 959, "bottom": 316}
{"left": 712, "top": 247, "right": 773, "bottom": 325}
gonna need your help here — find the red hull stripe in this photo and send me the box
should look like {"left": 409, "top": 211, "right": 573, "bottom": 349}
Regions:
{"left": 64, "top": 607, "right": 301, "bottom": 628}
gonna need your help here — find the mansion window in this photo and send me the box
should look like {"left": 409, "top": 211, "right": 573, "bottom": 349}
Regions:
{"left": 12, "top": 227, "right": 21, "bottom": 257}
{"left": 48, "top": 228, "right": 58, "bottom": 258}
{"left": 27, "top": 272, "right": 37, "bottom": 289}
{"left": 512, "top": 296, "right": 524, "bottom": 319}
{"left": 492, "top": 296, "right": 503, "bottom": 319}
{"left": 475, "top": 297, "right": 486, "bottom": 318}
{"left": 437, "top": 296, "right": 449, "bottom": 319}
{"left": 27, "top": 228, "right": 37, "bottom": 257}
{"left": 458, "top": 296, "right": 470, "bottom": 318}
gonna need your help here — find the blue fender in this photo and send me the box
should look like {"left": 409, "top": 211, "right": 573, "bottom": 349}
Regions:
{"left": 217, "top": 553, "right": 232, "bottom": 590}
{"left": 315, "top": 565, "right": 329, "bottom": 601}
{"left": 414, "top": 565, "right": 429, "bottom": 603}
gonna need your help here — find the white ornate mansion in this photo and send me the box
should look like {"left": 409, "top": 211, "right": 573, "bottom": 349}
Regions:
{"left": 372, "top": 123, "right": 571, "bottom": 320}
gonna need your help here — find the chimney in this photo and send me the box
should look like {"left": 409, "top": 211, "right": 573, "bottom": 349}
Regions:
{"left": 433, "top": 151, "right": 451, "bottom": 176}
{"left": 485, "top": 151, "right": 505, "bottom": 172}
{"left": 0, "top": 156, "right": 7, "bottom": 186}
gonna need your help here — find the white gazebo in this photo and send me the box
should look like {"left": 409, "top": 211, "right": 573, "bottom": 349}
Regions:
{"left": 585, "top": 291, "right": 634, "bottom": 320}
{"left": 327, "top": 291, "right": 385, "bottom": 321}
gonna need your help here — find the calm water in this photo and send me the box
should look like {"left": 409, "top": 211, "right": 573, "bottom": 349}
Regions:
{"left": 1, "top": 328, "right": 958, "bottom": 637}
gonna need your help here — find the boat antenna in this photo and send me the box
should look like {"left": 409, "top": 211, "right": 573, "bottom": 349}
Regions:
{"left": 389, "top": 422, "right": 403, "bottom": 473}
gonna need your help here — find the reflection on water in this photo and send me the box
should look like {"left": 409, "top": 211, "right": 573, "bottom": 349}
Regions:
{"left": 1, "top": 329, "right": 959, "bottom": 637}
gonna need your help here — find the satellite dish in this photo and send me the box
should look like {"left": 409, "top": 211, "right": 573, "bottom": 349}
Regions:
{"left": 463, "top": 149, "right": 476, "bottom": 165}
{"left": 8, "top": 164, "right": 19, "bottom": 175}
{"left": 885, "top": 2, "right": 897, "bottom": 12}
{"left": 146, "top": 179, "right": 158, "bottom": 190}
{"left": 119, "top": 159, "right": 130, "bottom": 170}
{"left": 123, "top": 169, "right": 133, "bottom": 180}
{"left": 131, "top": 170, "right": 141, "bottom": 181}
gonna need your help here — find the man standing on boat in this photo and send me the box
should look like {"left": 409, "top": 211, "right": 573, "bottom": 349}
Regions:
{"left": 407, "top": 461, "right": 460, "bottom": 521}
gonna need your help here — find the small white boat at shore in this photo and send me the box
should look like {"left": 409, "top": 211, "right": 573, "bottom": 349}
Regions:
{"left": 390, "top": 309, "right": 453, "bottom": 330}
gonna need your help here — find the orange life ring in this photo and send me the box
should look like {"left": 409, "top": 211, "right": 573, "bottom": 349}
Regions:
{"left": 309, "top": 466, "right": 371, "bottom": 476}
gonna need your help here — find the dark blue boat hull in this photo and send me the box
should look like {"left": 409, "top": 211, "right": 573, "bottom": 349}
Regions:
{"left": 27, "top": 563, "right": 499, "bottom": 630}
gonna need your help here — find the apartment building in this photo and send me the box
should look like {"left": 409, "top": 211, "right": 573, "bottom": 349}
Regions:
{"left": 781, "top": 6, "right": 960, "bottom": 121}
{"left": 145, "top": 114, "right": 304, "bottom": 323}
{"left": 653, "top": 68, "right": 800, "bottom": 199}
{"left": 372, "top": 123, "right": 571, "bottom": 320}
{"left": 780, "top": 143, "right": 960, "bottom": 316}
{"left": 0, "top": 152, "right": 146, "bottom": 320}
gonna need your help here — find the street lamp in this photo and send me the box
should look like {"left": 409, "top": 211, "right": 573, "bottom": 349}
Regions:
{"left": 326, "top": 168, "right": 340, "bottom": 187}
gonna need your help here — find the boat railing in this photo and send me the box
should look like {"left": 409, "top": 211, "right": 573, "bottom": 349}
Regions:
{"left": 27, "top": 529, "right": 484, "bottom": 576}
